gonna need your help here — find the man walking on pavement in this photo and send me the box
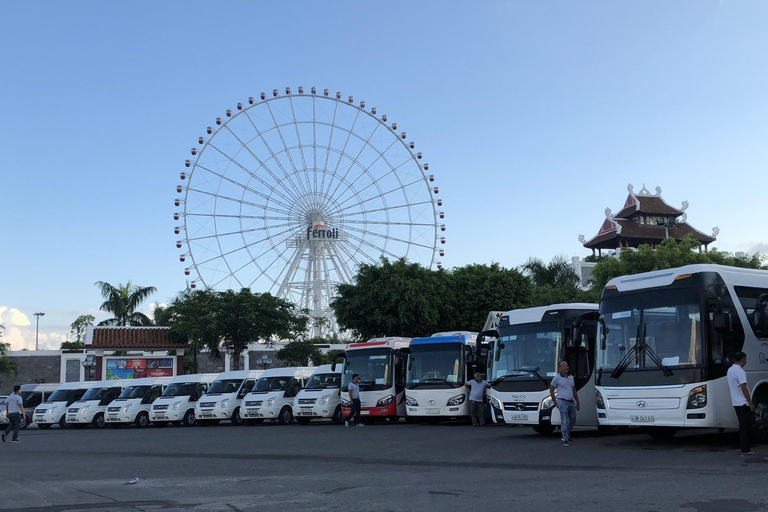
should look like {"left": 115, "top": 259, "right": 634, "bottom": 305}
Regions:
{"left": 727, "top": 352, "right": 759, "bottom": 456}
{"left": 550, "top": 361, "right": 579, "bottom": 446}
{"left": 2, "top": 385, "right": 25, "bottom": 444}
{"left": 465, "top": 372, "right": 490, "bottom": 426}
{"left": 345, "top": 374, "right": 364, "bottom": 427}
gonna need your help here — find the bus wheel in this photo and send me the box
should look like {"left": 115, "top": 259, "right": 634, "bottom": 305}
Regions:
{"left": 331, "top": 406, "right": 344, "bottom": 425}
{"left": 648, "top": 427, "right": 677, "bottom": 440}
{"left": 532, "top": 424, "right": 556, "bottom": 435}
{"left": 296, "top": 418, "right": 311, "bottom": 425}
{"left": 37, "top": 424, "right": 52, "bottom": 430}
{"left": 387, "top": 416, "right": 400, "bottom": 423}
{"left": 278, "top": 406, "right": 293, "bottom": 425}
{"left": 182, "top": 410, "right": 196, "bottom": 427}
{"left": 135, "top": 412, "right": 150, "bottom": 428}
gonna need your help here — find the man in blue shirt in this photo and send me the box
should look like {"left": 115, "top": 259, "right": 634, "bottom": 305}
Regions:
{"left": 2, "top": 385, "right": 25, "bottom": 444}
{"left": 549, "top": 361, "right": 579, "bottom": 446}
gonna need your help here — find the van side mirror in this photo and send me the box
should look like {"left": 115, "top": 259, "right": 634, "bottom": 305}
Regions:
{"left": 713, "top": 312, "right": 731, "bottom": 333}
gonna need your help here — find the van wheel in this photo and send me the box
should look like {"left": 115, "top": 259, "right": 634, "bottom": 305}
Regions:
{"left": 93, "top": 413, "right": 106, "bottom": 429}
{"left": 230, "top": 408, "right": 243, "bottom": 426}
{"left": 59, "top": 416, "right": 68, "bottom": 429}
{"left": 331, "top": 405, "right": 343, "bottom": 425}
{"left": 278, "top": 406, "right": 293, "bottom": 425}
{"left": 532, "top": 423, "right": 556, "bottom": 435}
{"left": 296, "top": 418, "right": 311, "bottom": 425}
{"left": 648, "top": 427, "right": 677, "bottom": 440}
{"left": 20, "top": 415, "right": 28, "bottom": 430}
{"left": 154, "top": 421, "right": 168, "bottom": 428}
{"left": 37, "top": 424, "right": 52, "bottom": 430}
{"left": 135, "top": 412, "right": 150, "bottom": 428}
{"left": 183, "top": 410, "right": 196, "bottom": 427}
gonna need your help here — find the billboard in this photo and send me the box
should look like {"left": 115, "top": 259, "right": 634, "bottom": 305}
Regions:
{"left": 105, "top": 357, "right": 174, "bottom": 380}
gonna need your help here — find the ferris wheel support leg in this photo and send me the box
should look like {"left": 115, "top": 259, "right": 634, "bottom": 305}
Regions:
{"left": 277, "top": 241, "right": 308, "bottom": 299}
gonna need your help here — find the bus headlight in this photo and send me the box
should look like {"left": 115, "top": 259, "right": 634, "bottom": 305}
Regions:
{"left": 377, "top": 395, "right": 394, "bottom": 407}
{"left": 447, "top": 395, "right": 465, "bottom": 406}
{"left": 490, "top": 395, "right": 502, "bottom": 410}
{"left": 405, "top": 396, "right": 419, "bottom": 406}
{"left": 595, "top": 390, "right": 605, "bottom": 409}
{"left": 541, "top": 397, "right": 554, "bottom": 410}
{"left": 686, "top": 385, "right": 707, "bottom": 409}
{"left": 340, "top": 398, "right": 350, "bottom": 407}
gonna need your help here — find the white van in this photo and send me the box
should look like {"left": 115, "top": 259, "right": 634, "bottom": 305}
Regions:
{"left": 105, "top": 377, "right": 173, "bottom": 428}
{"left": 195, "top": 370, "right": 263, "bottom": 426}
{"left": 150, "top": 373, "right": 218, "bottom": 427}
{"left": 66, "top": 380, "right": 130, "bottom": 428}
{"left": 1, "top": 383, "right": 60, "bottom": 429}
{"left": 34, "top": 381, "right": 96, "bottom": 429}
{"left": 293, "top": 364, "right": 344, "bottom": 425}
{"left": 242, "top": 367, "right": 315, "bottom": 425}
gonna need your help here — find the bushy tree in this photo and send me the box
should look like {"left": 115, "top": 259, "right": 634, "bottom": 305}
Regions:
{"left": 0, "top": 324, "right": 18, "bottom": 382}
{"left": 276, "top": 340, "right": 324, "bottom": 366}
{"left": 61, "top": 314, "right": 96, "bottom": 350}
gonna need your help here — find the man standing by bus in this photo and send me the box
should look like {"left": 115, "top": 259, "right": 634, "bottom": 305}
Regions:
{"left": 2, "top": 385, "right": 25, "bottom": 444}
{"left": 465, "top": 372, "right": 489, "bottom": 426}
{"left": 727, "top": 352, "right": 759, "bottom": 456}
{"left": 345, "top": 374, "right": 364, "bottom": 427}
{"left": 550, "top": 361, "right": 579, "bottom": 446}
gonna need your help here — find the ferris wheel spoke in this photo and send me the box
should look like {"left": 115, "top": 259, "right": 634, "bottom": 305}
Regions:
{"left": 264, "top": 100, "right": 309, "bottom": 198}
{"left": 242, "top": 109, "right": 305, "bottom": 199}
{"left": 335, "top": 238, "right": 377, "bottom": 267}
{"left": 321, "top": 108, "right": 361, "bottom": 199}
{"left": 276, "top": 240, "right": 308, "bottom": 298}
{"left": 191, "top": 164, "right": 295, "bottom": 212}
{"left": 186, "top": 213, "right": 291, "bottom": 222}
{"left": 194, "top": 223, "right": 296, "bottom": 269}
{"left": 343, "top": 219, "right": 435, "bottom": 227}
{"left": 187, "top": 224, "right": 291, "bottom": 243}
{"left": 218, "top": 126, "right": 301, "bottom": 206}
{"left": 344, "top": 224, "right": 434, "bottom": 252}
{"left": 340, "top": 199, "right": 434, "bottom": 217}
{"left": 327, "top": 242, "right": 355, "bottom": 283}
{"left": 320, "top": 98, "right": 340, "bottom": 196}
{"left": 185, "top": 188, "right": 293, "bottom": 217}
{"left": 288, "top": 96, "right": 313, "bottom": 195}
{"left": 337, "top": 175, "right": 425, "bottom": 212}
{"left": 343, "top": 232, "right": 402, "bottom": 261}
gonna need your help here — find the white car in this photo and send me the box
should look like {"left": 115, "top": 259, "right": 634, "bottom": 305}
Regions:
{"left": 293, "top": 364, "right": 344, "bottom": 425}
{"left": 105, "top": 377, "right": 173, "bottom": 428}
{"left": 195, "top": 370, "right": 263, "bottom": 426}
{"left": 242, "top": 367, "right": 315, "bottom": 425}
{"left": 150, "top": 373, "right": 218, "bottom": 427}
{"left": 33, "top": 382, "right": 96, "bottom": 429}
{"left": 66, "top": 380, "right": 130, "bottom": 428}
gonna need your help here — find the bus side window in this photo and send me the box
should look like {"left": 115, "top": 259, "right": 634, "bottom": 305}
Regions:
{"left": 734, "top": 286, "right": 768, "bottom": 339}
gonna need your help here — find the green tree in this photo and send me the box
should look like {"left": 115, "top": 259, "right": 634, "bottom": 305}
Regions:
{"left": 331, "top": 258, "right": 451, "bottom": 339}
{"left": 520, "top": 255, "right": 592, "bottom": 306}
{"left": 61, "top": 314, "right": 96, "bottom": 350}
{"left": 0, "top": 324, "right": 19, "bottom": 382}
{"left": 167, "top": 288, "right": 307, "bottom": 371}
{"left": 447, "top": 263, "right": 534, "bottom": 330}
{"left": 276, "top": 340, "right": 324, "bottom": 366}
{"left": 94, "top": 281, "right": 157, "bottom": 326}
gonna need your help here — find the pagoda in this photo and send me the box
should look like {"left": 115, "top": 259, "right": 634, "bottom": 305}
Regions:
{"left": 579, "top": 184, "right": 718, "bottom": 256}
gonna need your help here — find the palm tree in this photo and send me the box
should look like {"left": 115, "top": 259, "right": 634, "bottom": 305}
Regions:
{"left": 521, "top": 255, "right": 580, "bottom": 288}
{"left": 94, "top": 281, "right": 157, "bottom": 326}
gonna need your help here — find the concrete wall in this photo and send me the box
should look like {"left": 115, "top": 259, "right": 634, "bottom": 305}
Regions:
{"left": 1, "top": 354, "right": 62, "bottom": 394}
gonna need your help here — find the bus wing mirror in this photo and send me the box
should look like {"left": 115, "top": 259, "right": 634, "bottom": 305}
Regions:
{"left": 712, "top": 312, "right": 730, "bottom": 333}
{"left": 494, "top": 343, "right": 504, "bottom": 362}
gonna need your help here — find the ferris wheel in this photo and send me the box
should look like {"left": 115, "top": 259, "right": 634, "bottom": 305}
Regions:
{"left": 174, "top": 87, "right": 445, "bottom": 337}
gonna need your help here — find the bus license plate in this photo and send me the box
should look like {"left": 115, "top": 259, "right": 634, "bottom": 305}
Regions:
{"left": 360, "top": 410, "right": 370, "bottom": 415}
{"left": 426, "top": 408, "right": 440, "bottom": 414}
{"left": 509, "top": 413, "right": 528, "bottom": 421}
{"left": 630, "top": 415, "right": 655, "bottom": 423}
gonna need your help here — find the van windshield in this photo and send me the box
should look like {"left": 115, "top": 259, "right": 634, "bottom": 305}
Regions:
{"left": 162, "top": 382, "right": 197, "bottom": 397}
{"left": 81, "top": 387, "right": 111, "bottom": 401}
{"left": 304, "top": 373, "right": 341, "bottom": 390}
{"left": 46, "top": 389, "right": 78, "bottom": 403}
{"left": 254, "top": 377, "right": 291, "bottom": 392}
{"left": 119, "top": 385, "right": 151, "bottom": 399}
{"left": 207, "top": 379, "right": 243, "bottom": 394}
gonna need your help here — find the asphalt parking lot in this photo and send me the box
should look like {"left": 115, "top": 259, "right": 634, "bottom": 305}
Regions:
{"left": 2, "top": 420, "right": 767, "bottom": 512}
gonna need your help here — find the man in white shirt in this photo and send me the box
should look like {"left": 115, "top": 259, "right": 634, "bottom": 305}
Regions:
{"left": 465, "top": 372, "right": 489, "bottom": 426}
{"left": 345, "top": 374, "right": 364, "bottom": 427}
{"left": 727, "top": 352, "right": 758, "bottom": 456}
{"left": 2, "top": 385, "right": 25, "bottom": 444}
{"left": 550, "top": 361, "right": 580, "bottom": 446}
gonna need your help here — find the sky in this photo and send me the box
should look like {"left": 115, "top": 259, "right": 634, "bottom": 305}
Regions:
{"left": 2, "top": 1, "right": 767, "bottom": 351}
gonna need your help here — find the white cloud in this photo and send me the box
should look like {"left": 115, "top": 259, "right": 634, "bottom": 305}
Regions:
{"left": 149, "top": 302, "right": 168, "bottom": 320}
{"left": 0, "top": 306, "right": 75, "bottom": 351}
{"left": 0, "top": 306, "right": 31, "bottom": 327}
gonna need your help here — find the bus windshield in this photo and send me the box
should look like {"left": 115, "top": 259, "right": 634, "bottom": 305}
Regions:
{"left": 342, "top": 348, "right": 393, "bottom": 391}
{"left": 493, "top": 321, "right": 561, "bottom": 381}
{"left": 119, "top": 385, "right": 151, "bottom": 399}
{"left": 598, "top": 287, "right": 703, "bottom": 375}
{"left": 207, "top": 379, "right": 243, "bottom": 394}
{"left": 406, "top": 343, "right": 464, "bottom": 389}
{"left": 305, "top": 373, "right": 341, "bottom": 390}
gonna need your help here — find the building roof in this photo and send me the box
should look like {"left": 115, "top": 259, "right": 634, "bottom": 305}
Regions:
{"left": 615, "top": 194, "right": 684, "bottom": 218}
{"left": 86, "top": 326, "right": 188, "bottom": 350}
{"left": 584, "top": 219, "right": 715, "bottom": 250}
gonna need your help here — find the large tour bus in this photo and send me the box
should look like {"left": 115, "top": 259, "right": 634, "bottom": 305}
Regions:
{"left": 487, "top": 304, "right": 600, "bottom": 435}
{"left": 595, "top": 264, "right": 768, "bottom": 439}
{"left": 334, "top": 337, "right": 411, "bottom": 422}
{"left": 405, "top": 332, "right": 482, "bottom": 420}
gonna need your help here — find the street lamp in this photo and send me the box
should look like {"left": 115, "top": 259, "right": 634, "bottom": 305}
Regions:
{"left": 33, "top": 312, "right": 45, "bottom": 351}
{"left": 259, "top": 354, "right": 272, "bottom": 370}
{"left": 82, "top": 355, "right": 96, "bottom": 382}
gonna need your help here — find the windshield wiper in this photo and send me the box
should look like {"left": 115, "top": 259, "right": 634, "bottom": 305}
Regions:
{"left": 492, "top": 367, "right": 548, "bottom": 386}
{"left": 642, "top": 338, "right": 674, "bottom": 377}
{"left": 610, "top": 324, "right": 643, "bottom": 379}
{"left": 610, "top": 322, "right": 673, "bottom": 379}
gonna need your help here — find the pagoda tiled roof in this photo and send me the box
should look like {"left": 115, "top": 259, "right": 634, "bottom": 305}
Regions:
{"left": 584, "top": 219, "right": 715, "bottom": 249}
{"left": 87, "top": 326, "right": 188, "bottom": 350}
{"left": 614, "top": 193, "right": 684, "bottom": 218}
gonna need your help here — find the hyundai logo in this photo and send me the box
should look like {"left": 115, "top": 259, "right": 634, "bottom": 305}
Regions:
{"left": 515, "top": 403, "right": 526, "bottom": 411}
{"left": 428, "top": 400, "right": 436, "bottom": 405}
{"left": 636, "top": 401, "right": 647, "bottom": 408}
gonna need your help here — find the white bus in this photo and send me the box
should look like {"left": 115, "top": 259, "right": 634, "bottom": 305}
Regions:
{"left": 487, "top": 304, "right": 600, "bottom": 435}
{"left": 405, "top": 332, "right": 481, "bottom": 420}
{"left": 334, "top": 337, "right": 411, "bottom": 422}
{"left": 595, "top": 264, "right": 768, "bottom": 439}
